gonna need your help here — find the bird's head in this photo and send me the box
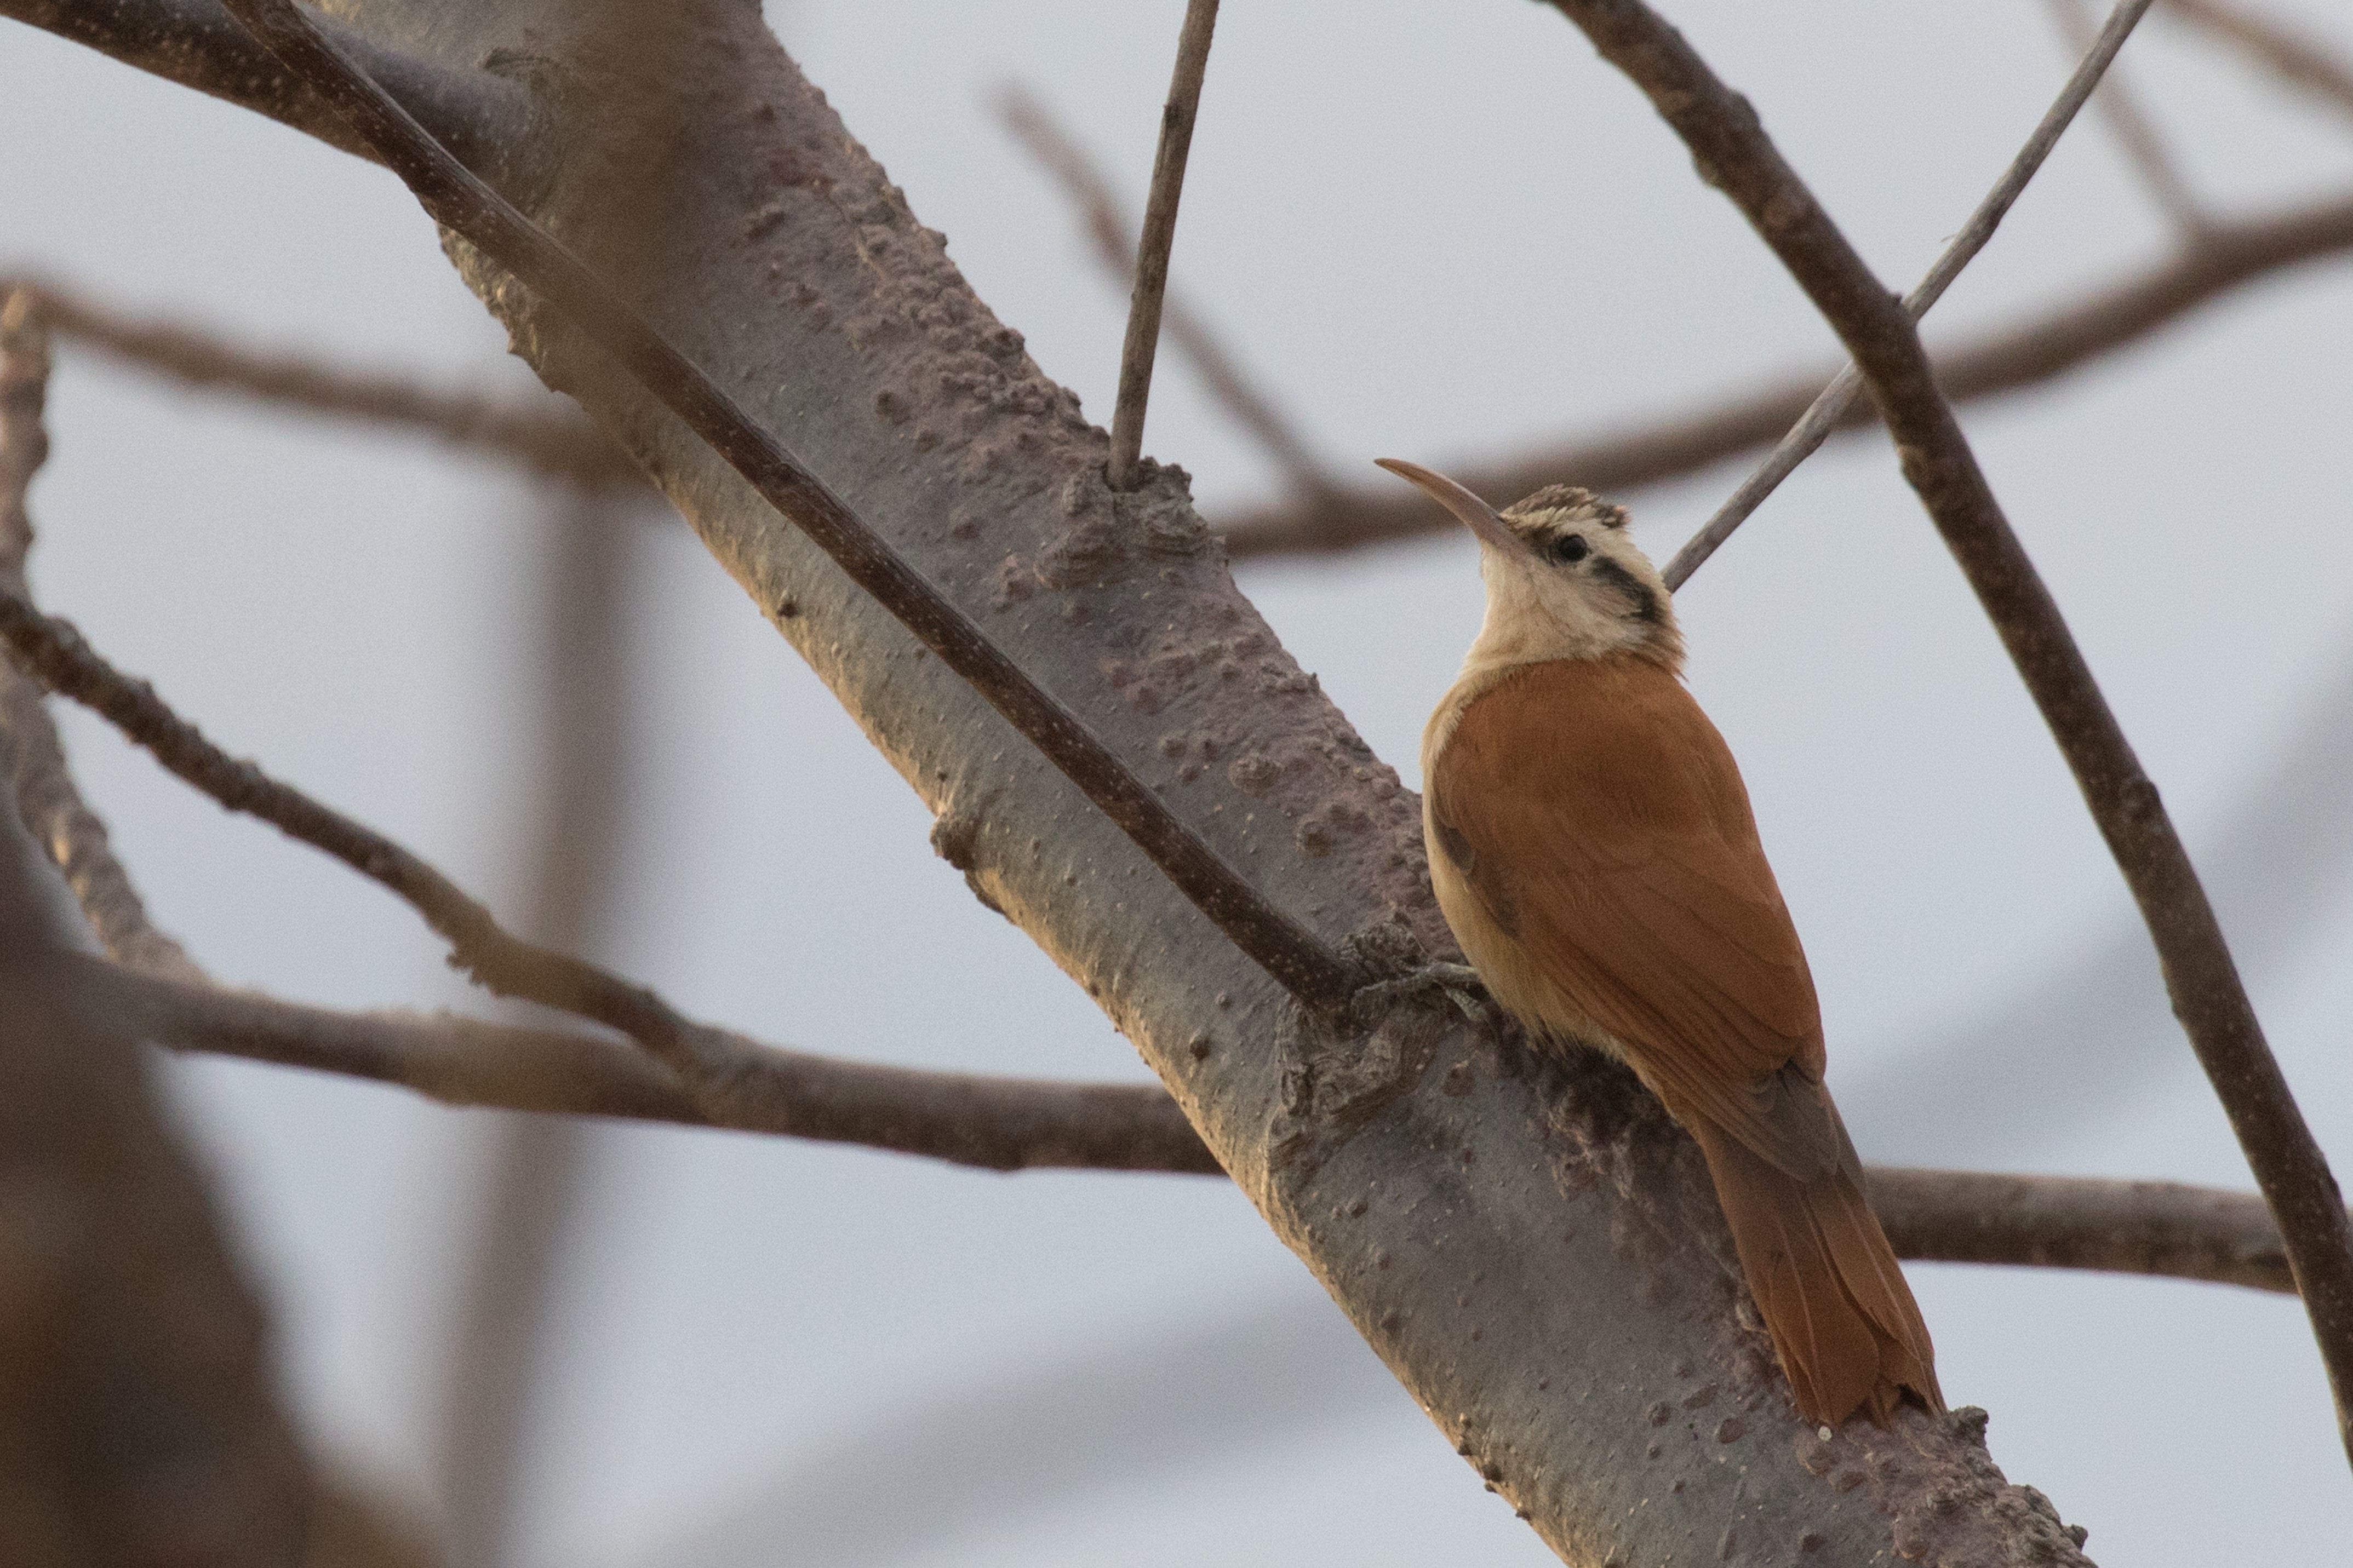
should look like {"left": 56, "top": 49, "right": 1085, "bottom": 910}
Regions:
{"left": 1377, "top": 458, "right": 1682, "bottom": 675}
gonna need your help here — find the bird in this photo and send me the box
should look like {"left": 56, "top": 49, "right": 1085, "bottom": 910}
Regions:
{"left": 1379, "top": 457, "right": 1942, "bottom": 1428}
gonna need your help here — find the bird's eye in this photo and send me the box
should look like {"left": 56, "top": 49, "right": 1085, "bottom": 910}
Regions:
{"left": 1551, "top": 533, "right": 1589, "bottom": 565}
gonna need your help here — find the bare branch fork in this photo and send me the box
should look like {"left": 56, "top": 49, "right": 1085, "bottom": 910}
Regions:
{"left": 64, "top": 941, "right": 2349, "bottom": 1302}
{"left": 1107, "top": 0, "right": 1221, "bottom": 491}
{"left": 211, "top": 0, "right": 1361, "bottom": 1015}
{"left": 0, "top": 582, "right": 1228, "bottom": 1173}
{"left": 106, "top": 940, "right": 2353, "bottom": 1302}
{"left": 1663, "top": 0, "right": 2157, "bottom": 589}
{"left": 1545, "top": 0, "right": 2353, "bottom": 1464}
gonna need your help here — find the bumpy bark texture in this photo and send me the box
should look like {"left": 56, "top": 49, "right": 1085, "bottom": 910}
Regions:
{"left": 8, "top": 1, "right": 2095, "bottom": 1560}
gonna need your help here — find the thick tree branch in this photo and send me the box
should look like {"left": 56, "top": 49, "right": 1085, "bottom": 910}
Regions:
{"left": 218, "top": 0, "right": 1361, "bottom": 1015}
{"left": 998, "top": 86, "right": 1342, "bottom": 503}
{"left": 1548, "top": 0, "right": 2353, "bottom": 1466}
{"left": 15, "top": 276, "right": 632, "bottom": 485}
{"left": 1107, "top": 0, "right": 1220, "bottom": 491}
{"left": 1219, "top": 185, "right": 2353, "bottom": 560}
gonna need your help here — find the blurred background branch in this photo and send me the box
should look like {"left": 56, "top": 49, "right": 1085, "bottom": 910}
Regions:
{"left": 1216, "top": 186, "right": 2353, "bottom": 559}
{"left": 2167, "top": 0, "right": 2353, "bottom": 122}
{"left": 2052, "top": 0, "right": 2212, "bottom": 235}
{"left": 12, "top": 276, "right": 633, "bottom": 487}
{"left": 436, "top": 482, "right": 637, "bottom": 1568}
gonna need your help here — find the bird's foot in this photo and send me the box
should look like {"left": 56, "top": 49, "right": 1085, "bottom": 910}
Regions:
{"left": 1350, "top": 961, "right": 1493, "bottom": 1029}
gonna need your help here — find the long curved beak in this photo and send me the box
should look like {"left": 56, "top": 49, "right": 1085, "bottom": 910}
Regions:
{"left": 1374, "top": 459, "right": 1516, "bottom": 552}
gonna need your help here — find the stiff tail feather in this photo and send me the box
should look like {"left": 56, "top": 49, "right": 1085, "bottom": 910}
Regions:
{"left": 1688, "top": 1120, "right": 1943, "bottom": 1426}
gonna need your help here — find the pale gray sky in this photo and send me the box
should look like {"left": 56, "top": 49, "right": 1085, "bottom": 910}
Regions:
{"left": 5, "top": 1, "right": 2353, "bottom": 1563}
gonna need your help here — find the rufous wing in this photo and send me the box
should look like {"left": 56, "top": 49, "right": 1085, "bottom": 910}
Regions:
{"left": 1427, "top": 654, "right": 1942, "bottom": 1424}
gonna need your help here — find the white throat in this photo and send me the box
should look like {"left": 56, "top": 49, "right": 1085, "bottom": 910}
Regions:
{"left": 1457, "top": 543, "right": 1665, "bottom": 680}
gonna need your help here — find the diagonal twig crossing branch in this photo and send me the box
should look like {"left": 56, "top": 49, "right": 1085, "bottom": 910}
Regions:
{"left": 13, "top": 280, "right": 2328, "bottom": 1294}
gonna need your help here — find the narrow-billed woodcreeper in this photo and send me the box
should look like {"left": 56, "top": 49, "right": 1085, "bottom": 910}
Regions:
{"left": 1384, "top": 458, "right": 1941, "bottom": 1427}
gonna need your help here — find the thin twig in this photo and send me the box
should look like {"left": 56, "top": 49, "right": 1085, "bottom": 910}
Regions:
{"left": 216, "top": 0, "right": 1362, "bottom": 1015}
{"left": 997, "top": 85, "right": 1342, "bottom": 503}
{"left": 0, "top": 288, "right": 204, "bottom": 980}
{"left": 1866, "top": 1168, "right": 2303, "bottom": 1295}
{"left": 1663, "top": 0, "right": 2158, "bottom": 590}
{"left": 13, "top": 278, "right": 633, "bottom": 486}
{"left": 1217, "top": 186, "right": 2353, "bottom": 560}
{"left": 1545, "top": 0, "right": 2353, "bottom": 1465}
{"left": 75, "top": 949, "right": 2328, "bottom": 1293}
{"left": 1107, "top": 0, "right": 1222, "bottom": 491}
{"left": 2168, "top": 0, "right": 2353, "bottom": 123}
{"left": 77, "top": 954, "right": 1224, "bottom": 1175}
{"left": 2051, "top": 0, "right": 2211, "bottom": 234}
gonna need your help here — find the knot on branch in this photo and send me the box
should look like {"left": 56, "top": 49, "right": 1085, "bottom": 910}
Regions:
{"left": 928, "top": 789, "right": 1008, "bottom": 916}
{"left": 1034, "top": 462, "right": 1211, "bottom": 590}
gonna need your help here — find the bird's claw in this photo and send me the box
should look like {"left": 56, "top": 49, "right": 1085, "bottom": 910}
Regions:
{"left": 1352, "top": 961, "right": 1493, "bottom": 1028}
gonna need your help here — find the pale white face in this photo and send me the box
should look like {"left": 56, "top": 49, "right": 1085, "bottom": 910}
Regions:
{"left": 1461, "top": 485, "right": 1684, "bottom": 676}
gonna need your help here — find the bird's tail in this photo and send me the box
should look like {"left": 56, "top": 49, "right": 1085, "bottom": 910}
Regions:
{"left": 1687, "top": 1119, "right": 1943, "bottom": 1427}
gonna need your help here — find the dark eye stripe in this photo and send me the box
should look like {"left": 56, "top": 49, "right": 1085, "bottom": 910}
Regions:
{"left": 1588, "top": 556, "right": 1663, "bottom": 625}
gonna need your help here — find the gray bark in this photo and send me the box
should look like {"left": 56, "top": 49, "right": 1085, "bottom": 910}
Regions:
{"left": 5, "top": 2, "right": 2096, "bottom": 1561}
